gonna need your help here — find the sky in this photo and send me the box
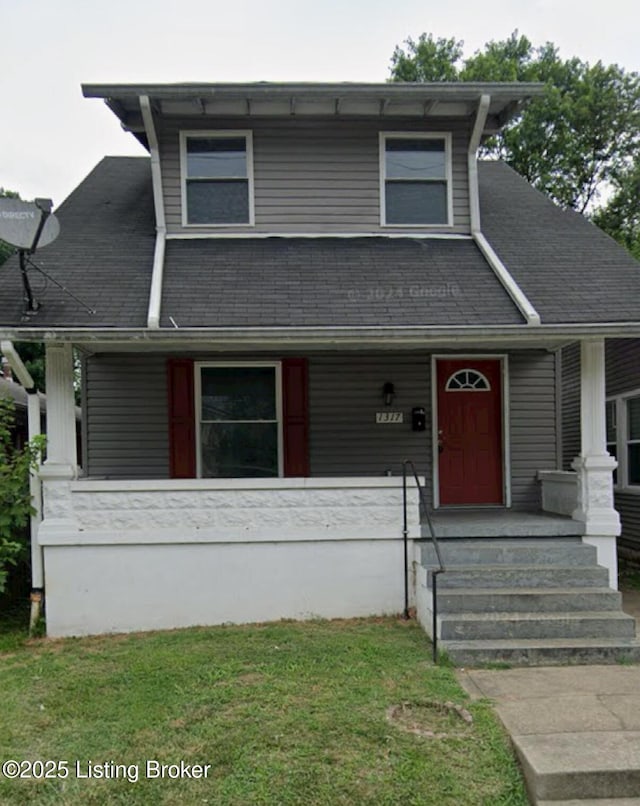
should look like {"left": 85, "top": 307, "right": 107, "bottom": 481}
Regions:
{"left": 1, "top": 0, "right": 639, "bottom": 207}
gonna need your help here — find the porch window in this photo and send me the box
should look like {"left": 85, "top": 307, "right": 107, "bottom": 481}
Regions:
{"left": 196, "top": 364, "right": 281, "bottom": 478}
{"left": 606, "top": 399, "right": 618, "bottom": 485}
{"left": 181, "top": 131, "right": 254, "bottom": 225}
{"left": 627, "top": 396, "right": 640, "bottom": 485}
{"left": 380, "top": 133, "right": 451, "bottom": 226}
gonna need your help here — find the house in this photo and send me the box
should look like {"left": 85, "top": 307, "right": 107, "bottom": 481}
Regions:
{"left": 0, "top": 359, "right": 46, "bottom": 450}
{"left": 562, "top": 338, "right": 640, "bottom": 570}
{"left": 1, "top": 81, "right": 640, "bottom": 663}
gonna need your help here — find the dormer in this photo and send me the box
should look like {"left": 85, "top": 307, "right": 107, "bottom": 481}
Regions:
{"left": 82, "top": 82, "right": 543, "bottom": 238}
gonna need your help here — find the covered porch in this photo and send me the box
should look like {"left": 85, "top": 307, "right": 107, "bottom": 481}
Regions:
{"left": 34, "top": 337, "right": 621, "bottom": 638}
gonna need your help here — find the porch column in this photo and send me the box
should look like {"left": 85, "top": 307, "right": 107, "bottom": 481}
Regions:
{"left": 39, "top": 344, "right": 78, "bottom": 528}
{"left": 571, "top": 339, "right": 620, "bottom": 586}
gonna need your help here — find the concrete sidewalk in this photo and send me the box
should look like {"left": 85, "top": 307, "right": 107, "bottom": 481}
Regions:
{"left": 459, "top": 664, "right": 640, "bottom": 803}
{"left": 456, "top": 587, "right": 640, "bottom": 804}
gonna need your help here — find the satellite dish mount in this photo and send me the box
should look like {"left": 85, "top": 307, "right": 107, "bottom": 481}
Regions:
{"left": 0, "top": 196, "right": 60, "bottom": 314}
{"left": 19, "top": 199, "right": 54, "bottom": 312}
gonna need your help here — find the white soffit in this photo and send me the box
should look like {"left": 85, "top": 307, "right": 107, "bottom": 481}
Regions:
{"left": 157, "top": 98, "right": 478, "bottom": 118}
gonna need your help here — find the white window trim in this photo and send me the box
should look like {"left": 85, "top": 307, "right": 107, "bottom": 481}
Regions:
{"left": 379, "top": 132, "right": 453, "bottom": 229}
{"left": 180, "top": 130, "right": 255, "bottom": 228}
{"left": 606, "top": 389, "right": 640, "bottom": 493}
{"left": 194, "top": 361, "right": 283, "bottom": 479}
{"left": 431, "top": 354, "right": 510, "bottom": 509}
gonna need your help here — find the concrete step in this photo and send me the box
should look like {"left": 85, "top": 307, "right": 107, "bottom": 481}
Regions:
{"left": 422, "top": 538, "right": 597, "bottom": 567}
{"left": 438, "top": 611, "right": 636, "bottom": 641}
{"left": 430, "top": 565, "right": 610, "bottom": 590}
{"left": 513, "top": 731, "right": 640, "bottom": 801}
{"left": 437, "top": 587, "right": 623, "bottom": 614}
{"left": 439, "top": 637, "right": 640, "bottom": 667}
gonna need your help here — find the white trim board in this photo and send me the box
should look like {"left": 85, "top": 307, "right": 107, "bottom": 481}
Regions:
{"left": 165, "top": 231, "right": 472, "bottom": 240}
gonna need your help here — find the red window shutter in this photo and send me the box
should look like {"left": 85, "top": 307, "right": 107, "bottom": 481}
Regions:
{"left": 167, "top": 358, "right": 196, "bottom": 478}
{"left": 282, "top": 357, "right": 309, "bottom": 477}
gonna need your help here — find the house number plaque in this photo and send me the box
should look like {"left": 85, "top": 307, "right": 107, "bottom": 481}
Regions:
{"left": 375, "top": 412, "right": 404, "bottom": 424}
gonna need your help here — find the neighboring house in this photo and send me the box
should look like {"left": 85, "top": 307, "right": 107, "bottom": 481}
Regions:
{"left": 0, "top": 360, "right": 46, "bottom": 450}
{"left": 1, "top": 81, "right": 640, "bottom": 663}
{"left": 562, "top": 339, "right": 640, "bottom": 569}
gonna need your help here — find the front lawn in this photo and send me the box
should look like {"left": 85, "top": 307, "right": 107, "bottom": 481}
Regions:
{"left": 0, "top": 617, "right": 526, "bottom": 805}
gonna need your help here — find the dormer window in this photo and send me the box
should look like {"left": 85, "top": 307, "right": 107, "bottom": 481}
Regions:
{"left": 180, "top": 131, "right": 254, "bottom": 226}
{"left": 380, "top": 133, "right": 452, "bottom": 227}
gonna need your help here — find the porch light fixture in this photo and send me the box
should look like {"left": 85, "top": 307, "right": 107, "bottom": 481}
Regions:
{"left": 383, "top": 382, "right": 395, "bottom": 406}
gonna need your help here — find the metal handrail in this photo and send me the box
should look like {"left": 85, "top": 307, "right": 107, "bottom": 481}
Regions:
{"left": 402, "top": 459, "right": 446, "bottom": 663}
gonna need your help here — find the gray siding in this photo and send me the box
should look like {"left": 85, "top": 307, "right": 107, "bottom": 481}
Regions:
{"left": 309, "top": 354, "right": 431, "bottom": 479}
{"left": 158, "top": 117, "right": 471, "bottom": 235}
{"left": 615, "top": 492, "right": 640, "bottom": 558}
{"left": 84, "top": 350, "right": 557, "bottom": 513}
{"left": 509, "top": 351, "right": 557, "bottom": 510}
{"left": 606, "top": 338, "right": 640, "bottom": 396}
{"left": 84, "top": 355, "right": 169, "bottom": 479}
{"left": 561, "top": 342, "right": 581, "bottom": 470}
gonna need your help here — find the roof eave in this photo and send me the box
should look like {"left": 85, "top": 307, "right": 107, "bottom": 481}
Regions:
{"left": 2, "top": 322, "right": 640, "bottom": 349}
{"left": 81, "top": 81, "right": 546, "bottom": 100}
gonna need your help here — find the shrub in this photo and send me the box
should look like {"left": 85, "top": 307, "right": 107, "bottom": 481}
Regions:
{"left": 0, "top": 398, "right": 45, "bottom": 594}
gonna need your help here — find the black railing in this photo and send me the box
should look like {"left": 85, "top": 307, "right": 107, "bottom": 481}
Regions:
{"left": 402, "top": 460, "right": 445, "bottom": 664}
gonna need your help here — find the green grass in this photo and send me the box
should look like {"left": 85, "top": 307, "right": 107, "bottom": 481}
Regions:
{"left": 0, "top": 617, "right": 527, "bottom": 805}
{"left": 0, "top": 597, "right": 30, "bottom": 652}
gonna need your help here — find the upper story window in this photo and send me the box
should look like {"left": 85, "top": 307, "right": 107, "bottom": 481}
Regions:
{"left": 180, "top": 131, "right": 254, "bottom": 226}
{"left": 380, "top": 133, "right": 452, "bottom": 227}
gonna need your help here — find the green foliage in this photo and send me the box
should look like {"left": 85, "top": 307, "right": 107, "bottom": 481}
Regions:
{"left": 13, "top": 342, "right": 46, "bottom": 392}
{"left": 592, "top": 160, "right": 640, "bottom": 260}
{"left": 0, "top": 398, "right": 45, "bottom": 594}
{"left": 390, "top": 34, "right": 463, "bottom": 82}
{"left": 389, "top": 31, "right": 640, "bottom": 216}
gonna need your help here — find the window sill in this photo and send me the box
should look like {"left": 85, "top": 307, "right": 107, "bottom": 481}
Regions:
{"left": 380, "top": 222, "right": 453, "bottom": 229}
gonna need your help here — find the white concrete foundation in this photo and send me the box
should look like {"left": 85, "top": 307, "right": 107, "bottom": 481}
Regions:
{"left": 44, "top": 539, "right": 407, "bottom": 637}
{"left": 39, "top": 477, "right": 420, "bottom": 637}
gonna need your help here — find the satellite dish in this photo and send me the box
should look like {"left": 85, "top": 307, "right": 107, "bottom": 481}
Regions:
{"left": 0, "top": 197, "right": 60, "bottom": 250}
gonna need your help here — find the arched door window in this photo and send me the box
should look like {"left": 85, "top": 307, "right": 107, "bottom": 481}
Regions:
{"left": 445, "top": 369, "right": 491, "bottom": 391}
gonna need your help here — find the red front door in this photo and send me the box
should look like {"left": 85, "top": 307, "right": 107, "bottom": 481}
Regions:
{"left": 437, "top": 359, "right": 503, "bottom": 506}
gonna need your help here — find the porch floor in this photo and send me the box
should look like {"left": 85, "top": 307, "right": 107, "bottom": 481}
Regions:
{"left": 424, "top": 509, "right": 583, "bottom": 538}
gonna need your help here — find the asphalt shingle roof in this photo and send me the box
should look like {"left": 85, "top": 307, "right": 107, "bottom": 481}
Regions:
{"left": 1, "top": 156, "right": 640, "bottom": 331}
{"left": 0, "top": 157, "right": 154, "bottom": 328}
{"left": 478, "top": 161, "right": 640, "bottom": 324}
{"left": 160, "top": 237, "right": 523, "bottom": 327}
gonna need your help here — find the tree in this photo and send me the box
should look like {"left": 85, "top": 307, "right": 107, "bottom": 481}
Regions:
{"left": 390, "top": 35, "right": 463, "bottom": 82}
{"left": 592, "top": 160, "right": 640, "bottom": 260}
{"left": 389, "top": 32, "right": 640, "bottom": 216}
